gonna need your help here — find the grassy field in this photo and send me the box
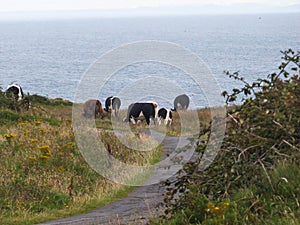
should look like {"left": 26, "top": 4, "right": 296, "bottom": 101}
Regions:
{"left": 0, "top": 91, "right": 215, "bottom": 224}
{"left": 95, "top": 107, "right": 212, "bottom": 137}
{"left": 0, "top": 94, "right": 165, "bottom": 225}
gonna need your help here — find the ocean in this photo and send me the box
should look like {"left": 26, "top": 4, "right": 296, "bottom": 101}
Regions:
{"left": 0, "top": 13, "right": 299, "bottom": 108}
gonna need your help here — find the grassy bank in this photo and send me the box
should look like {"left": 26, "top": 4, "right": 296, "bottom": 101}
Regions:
{"left": 0, "top": 94, "right": 162, "bottom": 225}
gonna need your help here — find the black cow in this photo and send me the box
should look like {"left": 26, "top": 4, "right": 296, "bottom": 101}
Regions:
{"left": 125, "top": 102, "right": 158, "bottom": 126}
{"left": 105, "top": 96, "right": 121, "bottom": 117}
{"left": 173, "top": 94, "right": 189, "bottom": 111}
{"left": 158, "top": 108, "right": 173, "bottom": 125}
{"left": 6, "top": 83, "right": 24, "bottom": 101}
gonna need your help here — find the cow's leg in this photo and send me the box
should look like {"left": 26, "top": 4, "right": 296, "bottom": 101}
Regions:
{"left": 145, "top": 115, "right": 150, "bottom": 126}
{"left": 130, "top": 116, "right": 136, "bottom": 124}
{"left": 164, "top": 119, "right": 168, "bottom": 125}
{"left": 158, "top": 117, "right": 162, "bottom": 125}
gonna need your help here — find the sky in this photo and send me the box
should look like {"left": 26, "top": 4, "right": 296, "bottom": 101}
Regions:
{"left": 0, "top": 0, "right": 299, "bottom": 20}
{"left": 0, "top": 0, "right": 299, "bottom": 12}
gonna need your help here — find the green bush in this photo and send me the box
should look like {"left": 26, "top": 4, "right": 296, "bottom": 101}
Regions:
{"left": 155, "top": 49, "right": 300, "bottom": 224}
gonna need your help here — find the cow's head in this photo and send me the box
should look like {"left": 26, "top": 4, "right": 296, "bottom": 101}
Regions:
{"left": 95, "top": 100, "right": 105, "bottom": 118}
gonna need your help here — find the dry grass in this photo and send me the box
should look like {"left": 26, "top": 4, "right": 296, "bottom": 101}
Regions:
{"left": 0, "top": 99, "right": 162, "bottom": 225}
{"left": 96, "top": 107, "right": 213, "bottom": 137}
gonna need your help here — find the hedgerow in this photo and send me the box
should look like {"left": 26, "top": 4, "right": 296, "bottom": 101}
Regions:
{"left": 154, "top": 49, "right": 300, "bottom": 224}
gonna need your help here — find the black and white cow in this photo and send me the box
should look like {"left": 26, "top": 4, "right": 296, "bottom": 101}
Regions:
{"left": 125, "top": 101, "right": 158, "bottom": 126}
{"left": 105, "top": 96, "right": 121, "bottom": 117}
{"left": 6, "top": 83, "right": 24, "bottom": 101}
{"left": 158, "top": 108, "right": 172, "bottom": 126}
{"left": 173, "top": 94, "right": 189, "bottom": 111}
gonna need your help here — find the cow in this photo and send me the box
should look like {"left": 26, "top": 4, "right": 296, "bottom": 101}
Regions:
{"left": 125, "top": 102, "right": 158, "bottom": 126}
{"left": 6, "top": 83, "right": 24, "bottom": 101}
{"left": 104, "top": 96, "right": 121, "bottom": 117}
{"left": 158, "top": 108, "right": 173, "bottom": 126}
{"left": 173, "top": 94, "right": 190, "bottom": 111}
{"left": 83, "top": 99, "right": 104, "bottom": 118}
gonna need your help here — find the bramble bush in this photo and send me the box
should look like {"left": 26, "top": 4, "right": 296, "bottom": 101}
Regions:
{"left": 155, "top": 49, "right": 300, "bottom": 224}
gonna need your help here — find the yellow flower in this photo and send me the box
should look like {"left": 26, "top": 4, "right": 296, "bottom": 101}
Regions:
{"left": 40, "top": 128, "right": 47, "bottom": 133}
{"left": 214, "top": 206, "right": 220, "bottom": 211}
{"left": 28, "top": 156, "right": 37, "bottom": 161}
{"left": 19, "top": 122, "right": 27, "bottom": 126}
{"left": 219, "top": 201, "right": 230, "bottom": 209}
{"left": 35, "top": 120, "right": 42, "bottom": 126}
{"left": 39, "top": 145, "right": 52, "bottom": 157}
{"left": 4, "top": 133, "right": 17, "bottom": 140}
{"left": 39, "top": 155, "right": 49, "bottom": 162}
{"left": 206, "top": 202, "right": 215, "bottom": 212}
{"left": 30, "top": 138, "right": 39, "bottom": 143}
{"left": 68, "top": 142, "right": 75, "bottom": 147}
{"left": 39, "top": 145, "right": 50, "bottom": 150}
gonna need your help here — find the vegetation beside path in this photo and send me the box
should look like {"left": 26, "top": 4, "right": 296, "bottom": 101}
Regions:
{"left": 0, "top": 94, "right": 163, "bottom": 225}
{"left": 3, "top": 49, "right": 298, "bottom": 225}
{"left": 150, "top": 49, "right": 300, "bottom": 225}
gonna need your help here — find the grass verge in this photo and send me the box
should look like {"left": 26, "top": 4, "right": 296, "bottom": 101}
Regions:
{"left": 0, "top": 94, "right": 163, "bottom": 225}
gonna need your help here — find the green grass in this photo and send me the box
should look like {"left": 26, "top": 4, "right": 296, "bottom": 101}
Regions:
{"left": 0, "top": 93, "right": 163, "bottom": 225}
{"left": 0, "top": 110, "right": 62, "bottom": 126}
{"left": 1, "top": 185, "right": 136, "bottom": 225}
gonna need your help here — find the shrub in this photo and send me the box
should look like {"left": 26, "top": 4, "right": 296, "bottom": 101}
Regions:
{"left": 156, "top": 49, "right": 300, "bottom": 224}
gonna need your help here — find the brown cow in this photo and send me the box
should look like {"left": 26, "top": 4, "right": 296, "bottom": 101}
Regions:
{"left": 83, "top": 99, "right": 104, "bottom": 118}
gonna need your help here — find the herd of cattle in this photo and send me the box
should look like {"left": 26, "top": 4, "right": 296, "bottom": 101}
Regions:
{"left": 83, "top": 94, "right": 190, "bottom": 126}
{"left": 4, "top": 83, "right": 191, "bottom": 126}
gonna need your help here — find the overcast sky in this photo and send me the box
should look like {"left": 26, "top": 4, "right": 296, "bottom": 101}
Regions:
{"left": 0, "top": 0, "right": 299, "bottom": 12}
{"left": 0, "top": 0, "right": 299, "bottom": 20}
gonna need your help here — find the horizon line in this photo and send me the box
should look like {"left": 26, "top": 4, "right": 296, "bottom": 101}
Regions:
{"left": 0, "top": 4, "right": 299, "bottom": 21}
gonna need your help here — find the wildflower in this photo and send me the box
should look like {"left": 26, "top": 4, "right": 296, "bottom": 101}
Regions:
{"left": 40, "top": 128, "right": 47, "bottom": 133}
{"left": 211, "top": 206, "right": 222, "bottom": 216}
{"left": 39, "top": 155, "right": 49, "bottom": 162}
{"left": 28, "top": 156, "right": 37, "bottom": 162}
{"left": 30, "top": 138, "right": 39, "bottom": 143}
{"left": 39, "top": 145, "right": 52, "bottom": 157}
{"left": 206, "top": 202, "right": 215, "bottom": 212}
{"left": 4, "top": 133, "right": 17, "bottom": 139}
{"left": 19, "top": 122, "right": 27, "bottom": 126}
{"left": 219, "top": 201, "right": 230, "bottom": 209}
{"left": 214, "top": 206, "right": 220, "bottom": 211}
{"left": 35, "top": 120, "right": 42, "bottom": 126}
{"left": 4, "top": 133, "right": 17, "bottom": 144}
{"left": 206, "top": 201, "right": 230, "bottom": 216}
{"left": 68, "top": 142, "right": 75, "bottom": 147}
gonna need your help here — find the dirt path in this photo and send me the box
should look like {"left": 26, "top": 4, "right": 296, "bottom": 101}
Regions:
{"left": 39, "top": 130, "right": 193, "bottom": 225}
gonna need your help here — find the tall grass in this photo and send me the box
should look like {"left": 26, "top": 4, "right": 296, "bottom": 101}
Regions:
{"left": 0, "top": 95, "right": 162, "bottom": 225}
